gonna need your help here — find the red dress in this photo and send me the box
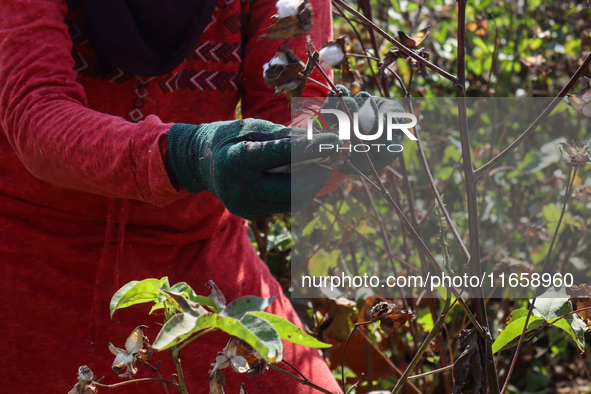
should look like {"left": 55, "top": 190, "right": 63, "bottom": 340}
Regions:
{"left": 0, "top": 0, "right": 340, "bottom": 392}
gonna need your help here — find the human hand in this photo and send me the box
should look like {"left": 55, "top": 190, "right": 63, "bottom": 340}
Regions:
{"left": 319, "top": 85, "right": 406, "bottom": 175}
{"left": 166, "top": 119, "right": 340, "bottom": 220}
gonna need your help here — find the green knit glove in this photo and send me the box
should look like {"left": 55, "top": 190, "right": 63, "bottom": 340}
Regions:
{"left": 321, "top": 86, "right": 406, "bottom": 175}
{"left": 167, "top": 119, "right": 341, "bottom": 220}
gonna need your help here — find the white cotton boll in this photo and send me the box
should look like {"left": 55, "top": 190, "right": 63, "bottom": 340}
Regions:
{"left": 357, "top": 99, "right": 376, "bottom": 133}
{"left": 269, "top": 55, "right": 287, "bottom": 66}
{"left": 318, "top": 45, "right": 345, "bottom": 68}
{"left": 276, "top": 0, "right": 302, "bottom": 17}
{"left": 263, "top": 56, "right": 287, "bottom": 78}
{"left": 569, "top": 96, "right": 586, "bottom": 111}
{"left": 514, "top": 88, "right": 527, "bottom": 100}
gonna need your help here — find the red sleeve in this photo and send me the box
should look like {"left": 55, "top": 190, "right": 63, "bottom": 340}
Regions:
{"left": 240, "top": 0, "right": 333, "bottom": 124}
{"left": 0, "top": 0, "right": 183, "bottom": 207}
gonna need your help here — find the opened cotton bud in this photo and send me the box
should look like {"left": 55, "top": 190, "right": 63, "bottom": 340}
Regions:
{"left": 276, "top": 0, "right": 302, "bottom": 17}
{"left": 263, "top": 55, "right": 288, "bottom": 79}
{"left": 319, "top": 45, "right": 345, "bottom": 68}
{"left": 262, "top": 0, "right": 313, "bottom": 39}
{"left": 569, "top": 96, "right": 586, "bottom": 111}
{"left": 515, "top": 88, "right": 527, "bottom": 100}
{"left": 319, "top": 36, "right": 355, "bottom": 83}
{"left": 568, "top": 77, "right": 591, "bottom": 118}
{"left": 263, "top": 43, "right": 311, "bottom": 103}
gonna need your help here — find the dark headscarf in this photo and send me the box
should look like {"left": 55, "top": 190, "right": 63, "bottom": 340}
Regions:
{"left": 81, "top": 0, "right": 217, "bottom": 76}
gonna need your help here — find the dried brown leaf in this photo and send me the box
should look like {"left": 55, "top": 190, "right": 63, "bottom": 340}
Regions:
{"left": 206, "top": 280, "right": 227, "bottom": 309}
{"left": 524, "top": 224, "right": 553, "bottom": 242}
{"left": 567, "top": 284, "right": 591, "bottom": 331}
{"left": 453, "top": 328, "right": 483, "bottom": 394}
{"left": 398, "top": 26, "right": 429, "bottom": 49}
{"left": 560, "top": 141, "right": 591, "bottom": 167}
{"left": 574, "top": 185, "right": 591, "bottom": 204}
{"left": 370, "top": 301, "right": 415, "bottom": 334}
{"left": 137, "top": 347, "right": 153, "bottom": 364}
{"left": 210, "top": 369, "right": 226, "bottom": 394}
{"left": 235, "top": 338, "right": 268, "bottom": 378}
{"left": 466, "top": 12, "right": 489, "bottom": 37}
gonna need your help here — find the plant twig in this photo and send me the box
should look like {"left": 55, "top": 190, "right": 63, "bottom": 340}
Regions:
{"left": 455, "top": 1, "right": 499, "bottom": 392}
{"left": 332, "top": 0, "right": 458, "bottom": 84}
{"left": 269, "top": 364, "right": 339, "bottom": 394}
{"left": 94, "top": 378, "right": 178, "bottom": 390}
{"left": 390, "top": 290, "right": 455, "bottom": 394}
{"left": 332, "top": 2, "right": 384, "bottom": 96}
{"left": 345, "top": 160, "right": 486, "bottom": 338}
{"left": 313, "top": 198, "right": 419, "bottom": 272}
{"left": 475, "top": 51, "right": 591, "bottom": 178}
{"left": 408, "top": 364, "right": 454, "bottom": 381}
{"left": 340, "top": 321, "right": 371, "bottom": 390}
{"left": 500, "top": 166, "right": 578, "bottom": 394}
{"left": 172, "top": 347, "right": 189, "bottom": 394}
{"left": 142, "top": 361, "right": 171, "bottom": 394}
{"left": 356, "top": 328, "right": 423, "bottom": 394}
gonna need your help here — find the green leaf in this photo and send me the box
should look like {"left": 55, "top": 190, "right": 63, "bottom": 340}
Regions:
{"left": 110, "top": 277, "right": 169, "bottom": 318}
{"left": 416, "top": 308, "right": 435, "bottom": 332}
{"left": 542, "top": 203, "right": 567, "bottom": 234}
{"left": 531, "top": 287, "right": 570, "bottom": 321}
{"left": 153, "top": 312, "right": 283, "bottom": 362}
{"left": 267, "top": 233, "right": 293, "bottom": 252}
{"left": 250, "top": 311, "right": 331, "bottom": 348}
{"left": 157, "top": 286, "right": 208, "bottom": 317}
{"left": 149, "top": 282, "right": 222, "bottom": 314}
{"left": 220, "top": 296, "right": 275, "bottom": 320}
{"left": 152, "top": 312, "right": 201, "bottom": 350}
{"left": 190, "top": 295, "right": 223, "bottom": 313}
{"left": 240, "top": 313, "right": 283, "bottom": 360}
{"left": 492, "top": 311, "right": 546, "bottom": 353}
{"left": 550, "top": 315, "right": 586, "bottom": 353}
{"left": 355, "top": 221, "right": 376, "bottom": 235}
{"left": 302, "top": 218, "right": 319, "bottom": 237}
{"left": 308, "top": 249, "right": 340, "bottom": 276}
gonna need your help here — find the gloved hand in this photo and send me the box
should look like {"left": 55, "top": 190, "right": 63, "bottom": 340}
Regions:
{"left": 319, "top": 85, "right": 406, "bottom": 175}
{"left": 166, "top": 119, "right": 341, "bottom": 220}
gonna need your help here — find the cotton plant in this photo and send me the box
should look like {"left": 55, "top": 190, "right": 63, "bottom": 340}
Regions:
{"left": 67, "top": 278, "right": 330, "bottom": 393}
